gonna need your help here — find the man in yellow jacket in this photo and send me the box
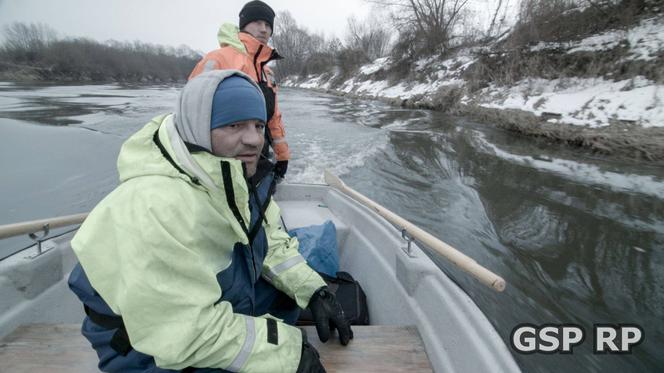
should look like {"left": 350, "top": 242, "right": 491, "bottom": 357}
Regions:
{"left": 68, "top": 70, "right": 352, "bottom": 372}
{"left": 190, "top": 1, "right": 290, "bottom": 180}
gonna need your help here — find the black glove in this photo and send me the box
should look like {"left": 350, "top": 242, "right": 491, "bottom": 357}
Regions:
{"left": 274, "top": 160, "right": 288, "bottom": 179}
{"left": 308, "top": 287, "right": 353, "bottom": 345}
{"left": 296, "top": 330, "right": 326, "bottom": 373}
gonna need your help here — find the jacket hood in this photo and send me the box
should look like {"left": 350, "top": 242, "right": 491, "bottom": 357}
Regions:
{"left": 117, "top": 70, "right": 262, "bottom": 190}
{"left": 175, "top": 69, "right": 262, "bottom": 152}
{"left": 217, "top": 23, "right": 247, "bottom": 53}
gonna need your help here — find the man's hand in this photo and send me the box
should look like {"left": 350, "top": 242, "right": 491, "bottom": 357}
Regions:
{"left": 308, "top": 287, "right": 353, "bottom": 345}
{"left": 274, "top": 160, "right": 288, "bottom": 179}
{"left": 296, "top": 330, "right": 326, "bottom": 373}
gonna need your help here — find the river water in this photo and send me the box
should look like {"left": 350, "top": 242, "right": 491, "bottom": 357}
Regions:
{"left": 1, "top": 82, "right": 662, "bottom": 372}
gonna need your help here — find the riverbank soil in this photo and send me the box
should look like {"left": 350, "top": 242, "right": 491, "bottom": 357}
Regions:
{"left": 458, "top": 105, "right": 664, "bottom": 164}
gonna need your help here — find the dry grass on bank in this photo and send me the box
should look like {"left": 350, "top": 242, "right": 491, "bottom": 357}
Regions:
{"left": 458, "top": 105, "right": 664, "bottom": 163}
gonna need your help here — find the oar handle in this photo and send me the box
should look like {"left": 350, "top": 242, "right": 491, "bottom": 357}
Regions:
{"left": 325, "top": 170, "right": 506, "bottom": 292}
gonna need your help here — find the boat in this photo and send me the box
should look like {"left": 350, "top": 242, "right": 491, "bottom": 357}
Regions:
{"left": 0, "top": 172, "right": 520, "bottom": 372}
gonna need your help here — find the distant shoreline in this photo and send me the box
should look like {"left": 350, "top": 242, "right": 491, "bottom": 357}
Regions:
{"left": 0, "top": 70, "right": 188, "bottom": 84}
{"left": 0, "top": 26, "right": 199, "bottom": 86}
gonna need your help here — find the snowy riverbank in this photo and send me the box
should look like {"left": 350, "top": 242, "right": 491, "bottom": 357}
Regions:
{"left": 283, "top": 15, "right": 664, "bottom": 162}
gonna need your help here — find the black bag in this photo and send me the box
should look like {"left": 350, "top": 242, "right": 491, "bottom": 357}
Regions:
{"left": 298, "top": 271, "right": 370, "bottom": 326}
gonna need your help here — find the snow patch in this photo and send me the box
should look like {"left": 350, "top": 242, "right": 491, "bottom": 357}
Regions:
{"left": 360, "top": 57, "right": 390, "bottom": 75}
{"left": 475, "top": 77, "right": 664, "bottom": 128}
{"left": 415, "top": 56, "right": 438, "bottom": 71}
{"left": 625, "top": 17, "right": 664, "bottom": 61}
{"left": 529, "top": 16, "right": 664, "bottom": 61}
{"left": 311, "top": 52, "right": 472, "bottom": 101}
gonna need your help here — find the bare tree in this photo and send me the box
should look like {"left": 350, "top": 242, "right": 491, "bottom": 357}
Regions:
{"left": 1, "top": 22, "right": 57, "bottom": 61}
{"left": 272, "top": 11, "right": 309, "bottom": 77}
{"left": 483, "top": 0, "right": 517, "bottom": 41}
{"left": 272, "top": 11, "right": 336, "bottom": 78}
{"left": 345, "top": 15, "right": 391, "bottom": 61}
{"left": 371, "top": 0, "right": 471, "bottom": 55}
{"left": 326, "top": 37, "right": 343, "bottom": 55}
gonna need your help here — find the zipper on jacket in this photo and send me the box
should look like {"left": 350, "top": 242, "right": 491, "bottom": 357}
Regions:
{"left": 244, "top": 169, "right": 259, "bottom": 294}
{"left": 220, "top": 160, "right": 258, "bottom": 315}
{"left": 253, "top": 44, "right": 264, "bottom": 83}
{"left": 259, "top": 49, "right": 282, "bottom": 83}
{"left": 220, "top": 161, "right": 250, "bottom": 238}
{"left": 247, "top": 238, "right": 257, "bottom": 316}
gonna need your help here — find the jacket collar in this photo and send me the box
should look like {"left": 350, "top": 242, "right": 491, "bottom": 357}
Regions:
{"left": 239, "top": 32, "right": 281, "bottom": 63}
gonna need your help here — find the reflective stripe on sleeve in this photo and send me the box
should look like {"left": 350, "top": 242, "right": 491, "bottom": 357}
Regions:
{"left": 264, "top": 255, "right": 305, "bottom": 282}
{"left": 228, "top": 316, "right": 256, "bottom": 372}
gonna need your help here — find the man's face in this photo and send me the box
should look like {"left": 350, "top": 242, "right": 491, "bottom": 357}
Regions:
{"left": 211, "top": 120, "right": 265, "bottom": 177}
{"left": 243, "top": 20, "right": 272, "bottom": 44}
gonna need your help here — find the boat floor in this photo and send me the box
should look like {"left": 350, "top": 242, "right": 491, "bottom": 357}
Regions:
{"left": 0, "top": 324, "right": 432, "bottom": 372}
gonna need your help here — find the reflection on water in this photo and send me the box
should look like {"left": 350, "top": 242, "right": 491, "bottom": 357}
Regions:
{"left": 343, "top": 110, "right": 664, "bottom": 372}
{"left": 1, "top": 82, "right": 662, "bottom": 372}
{"left": 0, "top": 82, "right": 179, "bottom": 135}
{"left": 0, "top": 95, "right": 128, "bottom": 126}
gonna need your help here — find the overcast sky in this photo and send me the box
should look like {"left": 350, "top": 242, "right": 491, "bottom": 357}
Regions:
{"left": 0, "top": 0, "right": 373, "bottom": 52}
{"left": 0, "top": 1, "right": 520, "bottom": 53}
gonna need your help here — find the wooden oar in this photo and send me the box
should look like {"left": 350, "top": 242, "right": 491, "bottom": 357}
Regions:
{"left": 0, "top": 213, "right": 88, "bottom": 240}
{"left": 324, "top": 170, "right": 506, "bottom": 292}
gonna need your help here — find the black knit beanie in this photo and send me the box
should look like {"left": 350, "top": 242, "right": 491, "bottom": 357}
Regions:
{"left": 239, "top": 1, "right": 275, "bottom": 33}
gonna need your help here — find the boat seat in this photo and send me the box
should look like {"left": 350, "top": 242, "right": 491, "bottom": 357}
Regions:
{"left": 0, "top": 324, "right": 432, "bottom": 372}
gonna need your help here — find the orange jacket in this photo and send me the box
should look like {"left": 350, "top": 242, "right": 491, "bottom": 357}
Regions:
{"left": 190, "top": 25, "right": 290, "bottom": 161}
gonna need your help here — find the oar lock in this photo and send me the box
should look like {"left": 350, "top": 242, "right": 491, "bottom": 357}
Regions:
{"left": 28, "top": 223, "right": 55, "bottom": 258}
{"left": 401, "top": 228, "right": 416, "bottom": 258}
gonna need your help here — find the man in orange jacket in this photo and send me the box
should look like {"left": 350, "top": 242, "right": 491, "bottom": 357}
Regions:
{"left": 190, "top": 0, "right": 290, "bottom": 179}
